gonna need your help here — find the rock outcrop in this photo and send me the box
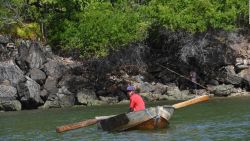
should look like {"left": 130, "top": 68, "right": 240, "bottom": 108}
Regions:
{"left": 0, "top": 28, "right": 249, "bottom": 111}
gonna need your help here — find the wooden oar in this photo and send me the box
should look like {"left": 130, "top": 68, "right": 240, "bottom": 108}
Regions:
{"left": 172, "top": 95, "right": 209, "bottom": 109}
{"left": 56, "top": 115, "right": 115, "bottom": 133}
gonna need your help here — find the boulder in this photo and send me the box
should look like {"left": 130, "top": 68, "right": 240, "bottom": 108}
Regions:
{"left": 138, "top": 82, "right": 155, "bottom": 93}
{"left": 57, "top": 86, "right": 76, "bottom": 107}
{"left": 42, "top": 94, "right": 60, "bottom": 109}
{"left": 16, "top": 43, "right": 30, "bottom": 71}
{"left": 166, "top": 84, "right": 192, "bottom": 100}
{"left": 133, "top": 81, "right": 168, "bottom": 95}
{"left": 0, "top": 44, "right": 10, "bottom": 61}
{"left": 26, "top": 42, "right": 46, "bottom": 69}
{"left": 99, "top": 96, "right": 118, "bottom": 104}
{"left": 43, "top": 60, "right": 66, "bottom": 79}
{"left": 57, "top": 93, "right": 75, "bottom": 107}
{"left": 220, "top": 65, "right": 243, "bottom": 85}
{"left": 210, "top": 84, "right": 236, "bottom": 96}
{"left": 224, "top": 74, "right": 243, "bottom": 85}
{"left": 0, "top": 60, "right": 25, "bottom": 85}
{"left": 238, "top": 68, "right": 250, "bottom": 89}
{"left": 153, "top": 83, "right": 168, "bottom": 94}
{"left": 236, "top": 58, "right": 249, "bottom": 70}
{"left": 76, "top": 89, "right": 100, "bottom": 106}
{"left": 17, "top": 76, "right": 43, "bottom": 107}
{"left": 16, "top": 42, "right": 46, "bottom": 69}
{"left": 0, "top": 80, "right": 11, "bottom": 86}
{"left": 208, "top": 79, "right": 219, "bottom": 86}
{"left": 0, "top": 85, "right": 17, "bottom": 100}
{"left": 29, "top": 68, "right": 46, "bottom": 85}
{"left": 140, "top": 93, "right": 168, "bottom": 101}
{"left": 58, "top": 74, "right": 90, "bottom": 93}
{"left": 40, "top": 89, "right": 48, "bottom": 100}
{"left": 42, "top": 87, "right": 75, "bottom": 108}
{"left": 0, "top": 100, "right": 22, "bottom": 111}
{"left": 44, "top": 76, "right": 58, "bottom": 95}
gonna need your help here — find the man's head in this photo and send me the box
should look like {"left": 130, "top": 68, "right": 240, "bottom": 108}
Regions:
{"left": 127, "top": 85, "right": 135, "bottom": 96}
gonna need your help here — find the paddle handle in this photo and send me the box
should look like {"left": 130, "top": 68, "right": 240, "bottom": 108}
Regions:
{"left": 172, "top": 95, "right": 209, "bottom": 109}
{"left": 56, "top": 115, "right": 115, "bottom": 133}
{"left": 56, "top": 118, "right": 98, "bottom": 133}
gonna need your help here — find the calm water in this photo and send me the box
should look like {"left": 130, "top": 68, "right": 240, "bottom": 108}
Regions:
{"left": 0, "top": 96, "right": 249, "bottom": 141}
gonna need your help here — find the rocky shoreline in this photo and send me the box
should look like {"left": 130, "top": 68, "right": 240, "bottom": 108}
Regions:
{"left": 0, "top": 29, "right": 249, "bottom": 111}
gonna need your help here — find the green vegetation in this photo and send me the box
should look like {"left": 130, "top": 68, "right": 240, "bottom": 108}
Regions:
{"left": 48, "top": 1, "right": 148, "bottom": 58}
{"left": 0, "top": 0, "right": 248, "bottom": 58}
{"left": 141, "top": 0, "right": 248, "bottom": 32}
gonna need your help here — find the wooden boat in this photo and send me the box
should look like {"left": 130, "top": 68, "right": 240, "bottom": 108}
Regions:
{"left": 56, "top": 95, "right": 209, "bottom": 133}
{"left": 97, "top": 106, "right": 174, "bottom": 131}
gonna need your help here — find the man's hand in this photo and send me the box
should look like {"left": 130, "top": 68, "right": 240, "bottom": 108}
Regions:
{"left": 128, "top": 108, "right": 133, "bottom": 112}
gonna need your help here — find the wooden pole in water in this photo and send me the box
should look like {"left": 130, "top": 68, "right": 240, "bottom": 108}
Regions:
{"left": 56, "top": 119, "right": 98, "bottom": 133}
{"left": 56, "top": 115, "right": 115, "bottom": 133}
{"left": 172, "top": 95, "right": 209, "bottom": 109}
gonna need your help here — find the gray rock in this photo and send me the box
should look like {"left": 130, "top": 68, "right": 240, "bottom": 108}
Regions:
{"left": 40, "top": 89, "right": 48, "bottom": 98}
{"left": 76, "top": 89, "right": 98, "bottom": 106}
{"left": 42, "top": 95, "right": 60, "bottom": 109}
{"left": 44, "top": 76, "right": 58, "bottom": 95}
{"left": 43, "top": 60, "right": 66, "bottom": 79}
{"left": 0, "top": 80, "right": 11, "bottom": 86}
{"left": 0, "top": 44, "right": 11, "bottom": 61}
{"left": 57, "top": 93, "right": 75, "bottom": 107}
{"left": 17, "top": 76, "right": 43, "bottom": 106}
{"left": 0, "top": 100, "right": 22, "bottom": 111}
{"left": 0, "top": 85, "right": 17, "bottom": 100}
{"left": 99, "top": 96, "right": 118, "bottom": 104}
{"left": 225, "top": 74, "right": 243, "bottom": 85}
{"left": 140, "top": 93, "right": 161, "bottom": 101}
{"left": 210, "top": 85, "right": 235, "bottom": 96}
{"left": 139, "top": 82, "right": 155, "bottom": 93}
{"left": 16, "top": 43, "right": 30, "bottom": 71}
{"left": 29, "top": 68, "right": 46, "bottom": 84}
{"left": 208, "top": 79, "right": 219, "bottom": 86}
{"left": 0, "top": 35, "right": 9, "bottom": 44}
{"left": 26, "top": 42, "right": 46, "bottom": 69}
{"left": 58, "top": 74, "right": 89, "bottom": 93}
{"left": 153, "top": 83, "right": 168, "bottom": 94}
{"left": 0, "top": 60, "right": 25, "bottom": 85}
{"left": 42, "top": 88, "right": 75, "bottom": 108}
{"left": 238, "top": 68, "right": 250, "bottom": 90}
{"left": 166, "top": 84, "right": 192, "bottom": 100}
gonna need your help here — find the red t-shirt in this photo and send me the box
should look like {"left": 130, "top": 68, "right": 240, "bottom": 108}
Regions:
{"left": 130, "top": 92, "right": 145, "bottom": 112}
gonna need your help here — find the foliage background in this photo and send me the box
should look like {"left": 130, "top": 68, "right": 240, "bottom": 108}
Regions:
{"left": 0, "top": 0, "right": 248, "bottom": 58}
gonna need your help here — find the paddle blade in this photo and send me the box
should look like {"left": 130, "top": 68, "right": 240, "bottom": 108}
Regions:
{"left": 172, "top": 95, "right": 209, "bottom": 109}
{"left": 56, "top": 118, "right": 98, "bottom": 133}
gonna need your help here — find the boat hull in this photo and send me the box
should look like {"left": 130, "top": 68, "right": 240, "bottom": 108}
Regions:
{"left": 97, "top": 106, "right": 174, "bottom": 131}
{"left": 127, "top": 117, "right": 169, "bottom": 131}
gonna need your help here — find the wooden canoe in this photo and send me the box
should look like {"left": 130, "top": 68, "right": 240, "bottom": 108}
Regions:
{"left": 97, "top": 106, "right": 174, "bottom": 132}
{"left": 56, "top": 95, "right": 209, "bottom": 133}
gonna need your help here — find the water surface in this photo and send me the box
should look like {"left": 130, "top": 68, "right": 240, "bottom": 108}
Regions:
{"left": 0, "top": 96, "right": 249, "bottom": 141}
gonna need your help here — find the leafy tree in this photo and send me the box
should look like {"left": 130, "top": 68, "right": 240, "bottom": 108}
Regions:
{"left": 0, "top": 0, "right": 43, "bottom": 38}
{"left": 140, "top": 0, "right": 248, "bottom": 32}
{"left": 0, "top": 0, "right": 248, "bottom": 58}
{"left": 48, "top": 1, "right": 149, "bottom": 58}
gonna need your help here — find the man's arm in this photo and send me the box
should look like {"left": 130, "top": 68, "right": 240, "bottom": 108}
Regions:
{"left": 129, "top": 97, "right": 135, "bottom": 112}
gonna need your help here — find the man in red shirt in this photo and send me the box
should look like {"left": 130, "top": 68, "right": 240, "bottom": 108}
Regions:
{"left": 127, "top": 85, "right": 145, "bottom": 112}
